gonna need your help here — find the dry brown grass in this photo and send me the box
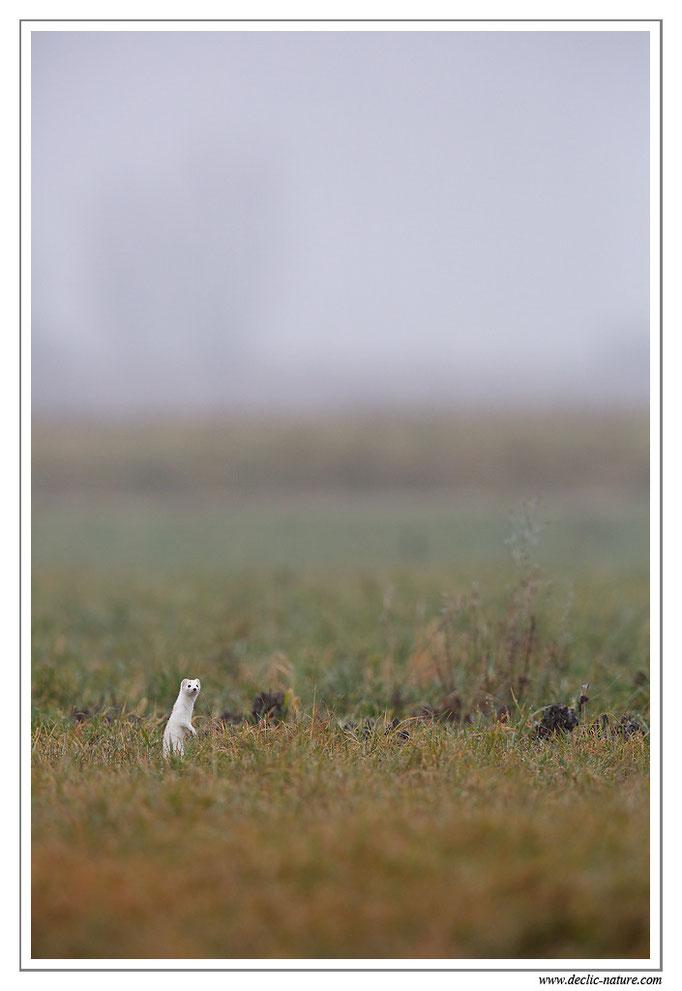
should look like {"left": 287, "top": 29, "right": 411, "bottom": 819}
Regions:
{"left": 32, "top": 720, "right": 649, "bottom": 960}
{"left": 32, "top": 408, "right": 648, "bottom": 500}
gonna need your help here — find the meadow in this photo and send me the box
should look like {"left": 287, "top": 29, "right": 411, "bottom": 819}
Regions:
{"left": 30, "top": 410, "right": 651, "bottom": 960}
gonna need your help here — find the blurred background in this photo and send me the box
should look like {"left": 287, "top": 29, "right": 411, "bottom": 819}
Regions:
{"left": 31, "top": 29, "right": 650, "bottom": 576}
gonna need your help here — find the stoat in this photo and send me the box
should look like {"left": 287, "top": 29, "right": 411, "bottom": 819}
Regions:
{"left": 163, "top": 678, "right": 201, "bottom": 756}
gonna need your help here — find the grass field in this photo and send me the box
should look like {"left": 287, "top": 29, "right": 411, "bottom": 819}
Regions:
{"left": 30, "top": 410, "right": 651, "bottom": 960}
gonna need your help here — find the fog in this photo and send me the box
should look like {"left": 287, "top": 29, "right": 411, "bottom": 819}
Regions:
{"left": 31, "top": 29, "right": 650, "bottom": 415}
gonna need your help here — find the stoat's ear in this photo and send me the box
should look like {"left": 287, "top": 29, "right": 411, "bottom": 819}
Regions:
{"left": 181, "top": 678, "right": 188, "bottom": 688}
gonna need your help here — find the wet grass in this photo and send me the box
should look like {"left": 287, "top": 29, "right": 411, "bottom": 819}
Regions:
{"left": 30, "top": 411, "right": 650, "bottom": 960}
{"left": 32, "top": 715, "right": 649, "bottom": 960}
{"left": 31, "top": 555, "right": 650, "bottom": 960}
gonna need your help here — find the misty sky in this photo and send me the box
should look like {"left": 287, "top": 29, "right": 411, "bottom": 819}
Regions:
{"left": 31, "top": 29, "right": 650, "bottom": 414}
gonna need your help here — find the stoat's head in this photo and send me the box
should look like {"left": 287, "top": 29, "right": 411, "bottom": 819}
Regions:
{"left": 180, "top": 678, "right": 201, "bottom": 699}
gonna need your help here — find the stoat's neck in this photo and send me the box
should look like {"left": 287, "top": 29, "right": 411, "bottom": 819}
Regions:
{"left": 174, "top": 693, "right": 196, "bottom": 716}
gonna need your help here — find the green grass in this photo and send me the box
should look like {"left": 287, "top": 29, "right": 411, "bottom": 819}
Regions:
{"left": 31, "top": 560, "right": 649, "bottom": 721}
{"left": 30, "top": 411, "right": 650, "bottom": 960}
{"left": 32, "top": 490, "right": 649, "bottom": 575}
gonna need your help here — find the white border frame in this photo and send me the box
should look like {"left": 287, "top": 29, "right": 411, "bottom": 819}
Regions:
{"left": 19, "top": 15, "right": 661, "bottom": 976}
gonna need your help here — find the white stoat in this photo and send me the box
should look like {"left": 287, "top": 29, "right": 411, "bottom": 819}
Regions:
{"left": 163, "top": 678, "right": 201, "bottom": 756}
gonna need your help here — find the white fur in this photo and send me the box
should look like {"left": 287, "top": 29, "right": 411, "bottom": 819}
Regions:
{"left": 163, "top": 678, "right": 201, "bottom": 756}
